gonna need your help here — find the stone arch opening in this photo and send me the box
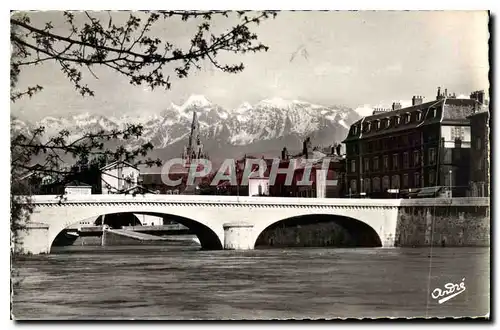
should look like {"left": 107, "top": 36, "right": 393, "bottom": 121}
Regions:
{"left": 94, "top": 213, "right": 143, "bottom": 228}
{"left": 254, "top": 214, "right": 382, "bottom": 248}
{"left": 50, "top": 212, "right": 223, "bottom": 251}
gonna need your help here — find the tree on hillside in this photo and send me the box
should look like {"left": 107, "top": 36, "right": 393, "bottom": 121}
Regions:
{"left": 10, "top": 10, "right": 277, "bottom": 254}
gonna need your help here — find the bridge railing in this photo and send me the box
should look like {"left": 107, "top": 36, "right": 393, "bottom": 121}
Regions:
{"left": 20, "top": 194, "right": 489, "bottom": 208}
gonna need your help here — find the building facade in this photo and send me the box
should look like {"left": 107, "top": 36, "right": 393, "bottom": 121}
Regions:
{"left": 343, "top": 87, "right": 485, "bottom": 198}
{"left": 467, "top": 100, "right": 490, "bottom": 197}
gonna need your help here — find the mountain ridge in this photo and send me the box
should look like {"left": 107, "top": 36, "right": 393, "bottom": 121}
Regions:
{"left": 11, "top": 95, "right": 360, "bottom": 161}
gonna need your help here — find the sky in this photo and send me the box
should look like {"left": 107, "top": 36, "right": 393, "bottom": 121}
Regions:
{"left": 11, "top": 10, "right": 490, "bottom": 121}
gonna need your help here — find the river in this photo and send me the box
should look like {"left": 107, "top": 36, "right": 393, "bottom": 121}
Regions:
{"left": 11, "top": 246, "right": 490, "bottom": 320}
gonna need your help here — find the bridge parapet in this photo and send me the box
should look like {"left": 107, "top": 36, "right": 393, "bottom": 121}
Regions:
{"left": 26, "top": 194, "right": 404, "bottom": 208}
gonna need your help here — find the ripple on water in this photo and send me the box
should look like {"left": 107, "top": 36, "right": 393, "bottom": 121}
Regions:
{"left": 12, "top": 246, "right": 490, "bottom": 320}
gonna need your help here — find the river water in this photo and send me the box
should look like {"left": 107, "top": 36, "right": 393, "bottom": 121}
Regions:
{"left": 11, "top": 246, "right": 490, "bottom": 320}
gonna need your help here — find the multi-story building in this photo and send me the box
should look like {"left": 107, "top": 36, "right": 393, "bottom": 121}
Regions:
{"left": 343, "top": 87, "right": 486, "bottom": 198}
{"left": 467, "top": 91, "right": 490, "bottom": 197}
{"left": 212, "top": 138, "right": 346, "bottom": 198}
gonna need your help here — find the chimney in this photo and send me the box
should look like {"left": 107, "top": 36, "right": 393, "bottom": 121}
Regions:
{"left": 412, "top": 96, "right": 423, "bottom": 106}
{"left": 445, "top": 88, "right": 448, "bottom": 97}
{"left": 392, "top": 102, "right": 402, "bottom": 111}
{"left": 281, "top": 147, "right": 289, "bottom": 160}
{"left": 477, "top": 90, "right": 485, "bottom": 105}
{"left": 437, "top": 87, "right": 441, "bottom": 100}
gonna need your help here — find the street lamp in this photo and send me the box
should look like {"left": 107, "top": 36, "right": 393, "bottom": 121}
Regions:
{"left": 449, "top": 170, "right": 453, "bottom": 198}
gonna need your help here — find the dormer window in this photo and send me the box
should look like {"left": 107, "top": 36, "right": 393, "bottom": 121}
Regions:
{"left": 405, "top": 113, "right": 411, "bottom": 124}
{"left": 416, "top": 111, "right": 422, "bottom": 121}
{"left": 385, "top": 118, "right": 390, "bottom": 129}
{"left": 367, "top": 122, "right": 371, "bottom": 132}
{"left": 363, "top": 122, "right": 371, "bottom": 133}
{"left": 429, "top": 108, "right": 436, "bottom": 118}
{"left": 395, "top": 116, "right": 401, "bottom": 126}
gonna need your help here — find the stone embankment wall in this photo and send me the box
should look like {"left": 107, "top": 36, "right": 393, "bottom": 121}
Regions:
{"left": 255, "top": 222, "right": 358, "bottom": 248}
{"left": 395, "top": 198, "right": 490, "bottom": 247}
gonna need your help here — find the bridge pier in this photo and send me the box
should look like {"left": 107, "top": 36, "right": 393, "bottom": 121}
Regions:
{"left": 381, "top": 232, "right": 396, "bottom": 247}
{"left": 223, "top": 223, "right": 254, "bottom": 250}
{"left": 16, "top": 222, "right": 50, "bottom": 255}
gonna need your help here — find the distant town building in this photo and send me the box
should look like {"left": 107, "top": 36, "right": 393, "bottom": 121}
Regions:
{"left": 343, "top": 87, "right": 485, "bottom": 198}
{"left": 248, "top": 171, "right": 270, "bottom": 197}
{"left": 467, "top": 94, "right": 490, "bottom": 197}
{"left": 64, "top": 181, "right": 92, "bottom": 195}
{"left": 134, "top": 214, "right": 164, "bottom": 226}
{"left": 100, "top": 160, "right": 140, "bottom": 194}
{"left": 215, "top": 139, "right": 346, "bottom": 198}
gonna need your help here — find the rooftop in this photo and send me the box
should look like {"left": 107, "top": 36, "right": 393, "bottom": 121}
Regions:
{"left": 343, "top": 97, "right": 480, "bottom": 142}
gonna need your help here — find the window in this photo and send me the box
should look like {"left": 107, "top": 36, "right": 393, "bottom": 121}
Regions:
{"left": 413, "top": 132, "right": 421, "bottom": 146}
{"left": 376, "top": 120, "right": 381, "bottom": 130}
{"left": 382, "top": 176, "right": 390, "bottom": 191}
{"left": 477, "top": 137, "right": 482, "bottom": 150}
{"left": 403, "top": 135, "right": 409, "bottom": 146}
{"left": 350, "top": 180, "right": 357, "bottom": 194}
{"left": 393, "top": 153, "right": 399, "bottom": 170}
{"left": 478, "top": 158, "right": 483, "bottom": 171}
{"left": 403, "top": 152, "right": 409, "bottom": 169}
{"left": 364, "top": 158, "right": 370, "bottom": 172}
{"left": 413, "top": 150, "right": 420, "bottom": 166}
{"left": 427, "top": 108, "right": 434, "bottom": 118}
{"left": 405, "top": 113, "right": 411, "bottom": 124}
{"left": 403, "top": 174, "right": 409, "bottom": 188}
{"left": 350, "top": 160, "right": 356, "bottom": 173}
{"left": 414, "top": 172, "right": 420, "bottom": 188}
{"left": 373, "top": 177, "right": 381, "bottom": 192}
{"left": 365, "top": 178, "right": 371, "bottom": 193}
{"left": 385, "top": 118, "right": 390, "bottom": 128}
{"left": 428, "top": 148, "right": 436, "bottom": 165}
{"left": 443, "top": 148, "right": 452, "bottom": 163}
{"left": 416, "top": 111, "right": 422, "bottom": 121}
{"left": 391, "top": 175, "right": 400, "bottom": 189}
{"left": 373, "top": 156, "right": 379, "bottom": 171}
{"left": 383, "top": 155, "right": 389, "bottom": 170}
{"left": 367, "top": 142, "right": 373, "bottom": 153}
{"left": 429, "top": 170, "right": 436, "bottom": 186}
{"left": 395, "top": 116, "right": 401, "bottom": 125}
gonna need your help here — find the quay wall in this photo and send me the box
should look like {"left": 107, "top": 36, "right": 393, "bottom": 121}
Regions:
{"left": 395, "top": 198, "right": 490, "bottom": 247}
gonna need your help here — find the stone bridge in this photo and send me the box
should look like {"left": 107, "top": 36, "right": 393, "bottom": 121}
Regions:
{"left": 16, "top": 195, "right": 405, "bottom": 254}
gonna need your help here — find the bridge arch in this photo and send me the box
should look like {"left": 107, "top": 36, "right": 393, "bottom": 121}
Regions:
{"left": 44, "top": 208, "right": 224, "bottom": 252}
{"left": 253, "top": 213, "right": 383, "bottom": 248}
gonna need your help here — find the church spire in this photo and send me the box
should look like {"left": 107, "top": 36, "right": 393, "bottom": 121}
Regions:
{"left": 188, "top": 111, "right": 199, "bottom": 152}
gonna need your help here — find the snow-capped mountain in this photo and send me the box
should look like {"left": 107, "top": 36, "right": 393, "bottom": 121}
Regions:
{"left": 11, "top": 95, "right": 360, "bottom": 160}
